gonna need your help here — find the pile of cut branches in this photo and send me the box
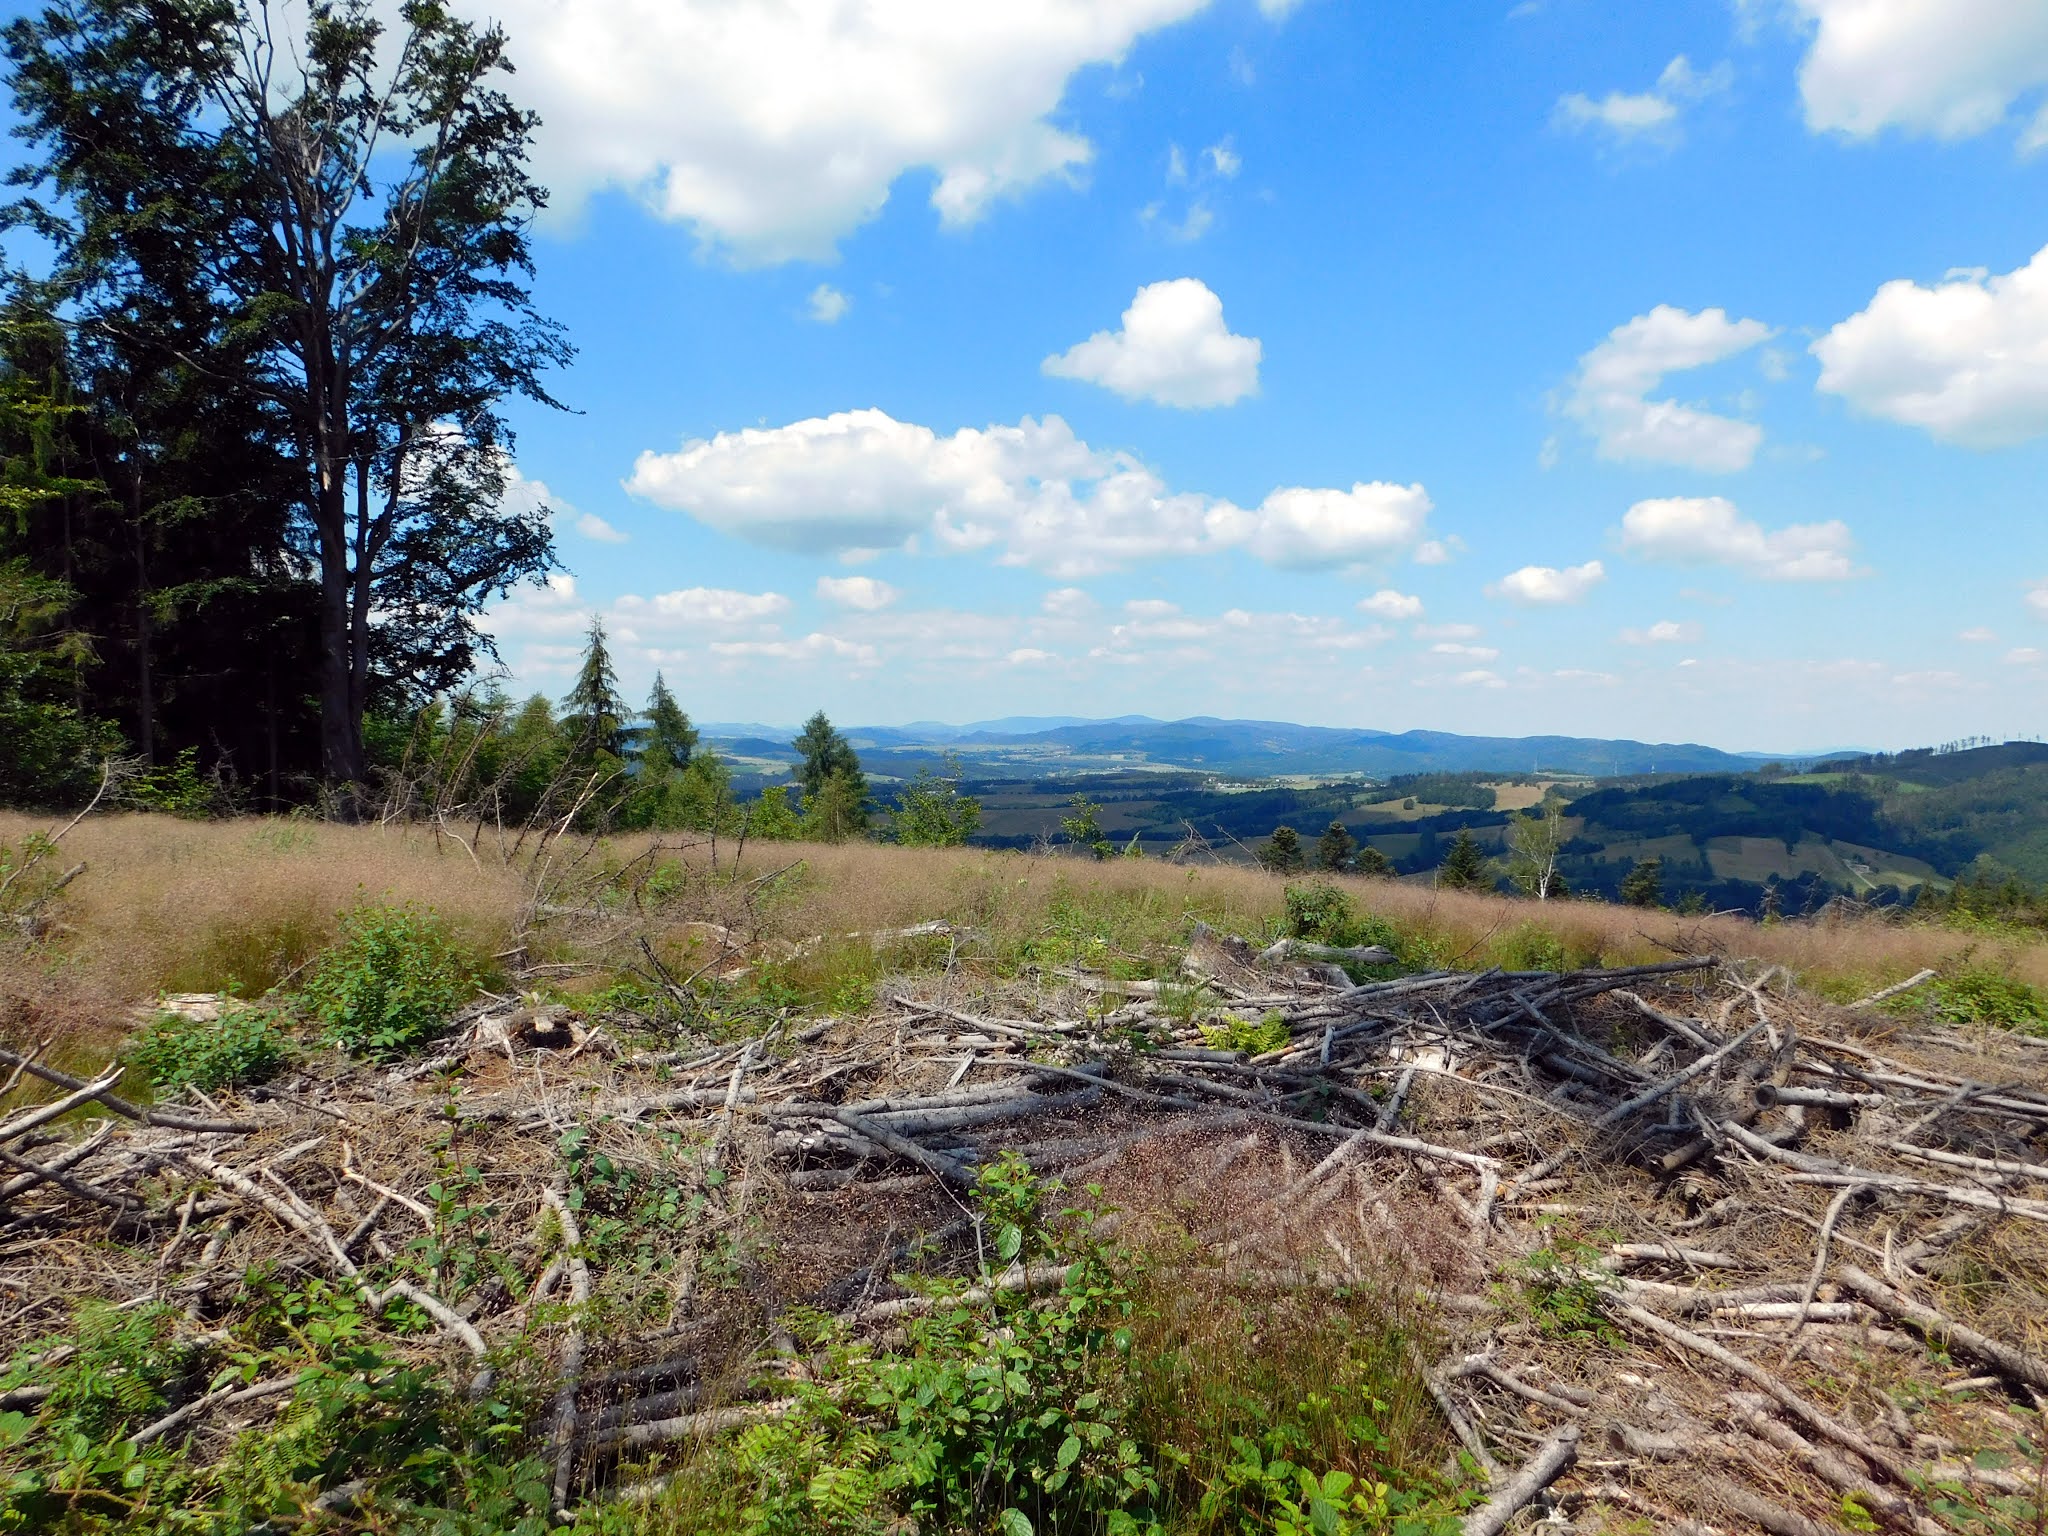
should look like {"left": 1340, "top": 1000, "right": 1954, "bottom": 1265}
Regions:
{"left": 3, "top": 925, "right": 2046, "bottom": 1533}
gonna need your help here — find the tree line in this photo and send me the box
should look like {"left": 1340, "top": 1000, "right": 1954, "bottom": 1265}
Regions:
{"left": 0, "top": 0, "right": 567, "bottom": 810}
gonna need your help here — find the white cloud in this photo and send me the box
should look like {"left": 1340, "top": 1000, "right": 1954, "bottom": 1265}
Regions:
{"left": 1555, "top": 55, "right": 1732, "bottom": 144}
{"left": 1203, "top": 137, "right": 1241, "bottom": 177}
{"left": 1413, "top": 536, "right": 1464, "bottom": 565}
{"left": 816, "top": 575, "right": 899, "bottom": 611}
{"left": 1357, "top": 589, "right": 1424, "bottom": 620}
{"left": 2028, "top": 580, "right": 2048, "bottom": 618}
{"left": 1043, "top": 279, "right": 1261, "bottom": 407}
{"left": 1790, "top": 0, "right": 2048, "bottom": 145}
{"left": 1237, "top": 483, "right": 1434, "bottom": 569}
{"left": 1453, "top": 669, "right": 1507, "bottom": 689}
{"left": 1812, "top": 243, "right": 2048, "bottom": 446}
{"left": 575, "top": 511, "right": 629, "bottom": 544}
{"left": 1567, "top": 305, "right": 1775, "bottom": 471}
{"left": 1959, "top": 625, "right": 1998, "bottom": 642}
{"left": 1432, "top": 642, "right": 1500, "bottom": 660}
{"left": 1618, "top": 496, "right": 1858, "bottom": 581}
{"left": 611, "top": 587, "right": 792, "bottom": 633}
{"left": 1619, "top": 619, "right": 1702, "bottom": 645}
{"left": 808, "top": 284, "right": 850, "bottom": 324}
{"left": 1042, "top": 587, "right": 1096, "bottom": 617}
{"left": 454, "top": 0, "right": 1212, "bottom": 261}
{"left": 1488, "top": 561, "right": 1607, "bottom": 605}
{"left": 627, "top": 407, "right": 1433, "bottom": 578}
{"left": 2006, "top": 647, "right": 2046, "bottom": 666}
{"left": 1007, "top": 647, "right": 1056, "bottom": 664}
{"left": 710, "top": 632, "right": 881, "bottom": 667}
{"left": 1415, "top": 622, "right": 1481, "bottom": 641}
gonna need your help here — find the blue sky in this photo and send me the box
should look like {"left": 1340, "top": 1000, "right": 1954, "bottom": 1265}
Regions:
{"left": 95, "top": 0, "right": 2048, "bottom": 749}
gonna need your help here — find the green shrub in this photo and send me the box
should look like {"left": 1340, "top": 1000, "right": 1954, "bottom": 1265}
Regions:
{"left": 126, "top": 1003, "right": 293, "bottom": 1096}
{"left": 1284, "top": 882, "right": 1354, "bottom": 944}
{"left": 1200, "top": 1010, "right": 1291, "bottom": 1056}
{"left": 300, "top": 903, "right": 475, "bottom": 1058}
{"left": 1930, "top": 966, "right": 2048, "bottom": 1035}
{"left": 1493, "top": 921, "right": 1567, "bottom": 974}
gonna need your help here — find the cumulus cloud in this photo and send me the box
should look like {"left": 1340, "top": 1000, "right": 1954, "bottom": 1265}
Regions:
{"left": 1415, "top": 622, "right": 1481, "bottom": 641}
{"left": 1042, "top": 279, "right": 1261, "bottom": 407}
{"left": 710, "top": 633, "right": 880, "bottom": 667}
{"left": 575, "top": 511, "right": 628, "bottom": 544}
{"left": 1566, "top": 305, "right": 1775, "bottom": 471}
{"left": 1790, "top": 0, "right": 2048, "bottom": 145}
{"left": 1453, "top": 669, "right": 1507, "bottom": 689}
{"left": 2029, "top": 579, "right": 2048, "bottom": 618}
{"left": 816, "top": 575, "right": 899, "bottom": 610}
{"left": 1619, "top": 619, "right": 1702, "bottom": 645}
{"left": 1555, "top": 55, "right": 1732, "bottom": 144}
{"left": 611, "top": 587, "right": 793, "bottom": 633}
{"left": 1413, "top": 537, "right": 1464, "bottom": 565}
{"left": 1042, "top": 587, "right": 1096, "bottom": 617}
{"left": 444, "top": 0, "right": 1211, "bottom": 261}
{"left": 627, "top": 407, "right": 1433, "bottom": 578}
{"left": 1959, "top": 625, "right": 1998, "bottom": 642}
{"left": 1357, "top": 589, "right": 1424, "bottom": 620}
{"left": 808, "top": 284, "right": 850, "bottom": 324}
{"left": 1618, "top": 497, "right": 1858, "bottom": 581}
{"left": 2007, "top": 647, "right": 2046, "bottom": 666}
{"left": 1813, "top": 243, "right": 2048, "bottom": 446}
{"left": 1488, "top": 561, "right": 1607, "bottom": 605}
{"left": 1432, "top": 641, "right": 1500, "bottom": 660}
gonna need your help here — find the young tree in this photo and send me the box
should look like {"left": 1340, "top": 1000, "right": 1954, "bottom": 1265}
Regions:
{"left": 1315, "top": 820, "right": 1356, "bottom": 873}
{"left": 802, "top": 769, "right": 869, "bottom": 843}
{"left": 893, "top": 758, "right": 982, "bottom": 847}
{"left": 744, "top": 783, "right": 803, "bottom": 841}
{"left": 1437, "top": 829, "right": 1491, "bottom": 891}
{"left": 1620, "top": 855, "right": 1665, "bottom": 909}
{"left": 1059, "top": 793, "right": 1111, "bottom": 860}
{"left": 637, "top": 673, "right": 698, "bottom": 773}
{"left": 1259, "top": 824, "right": 1306, "bottom": 874}
{"left": 1354, "top": 845, "right": 1393, "bottom": 879}
{"left": 793, "top": 711, "right": 864, "bottom": 801}
{"left": 560, "top": 619, "right": 628, "bottom": 761}
{"left": 1506, "top": 799, "right": 1569, "bottom": 900}
{"left": 7, "top": 0, "right": 572, "bottom": 791}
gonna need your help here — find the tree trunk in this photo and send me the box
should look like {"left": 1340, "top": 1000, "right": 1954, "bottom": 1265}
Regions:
{"left": 131, "top": 473, "right": 155, "bottom": 766}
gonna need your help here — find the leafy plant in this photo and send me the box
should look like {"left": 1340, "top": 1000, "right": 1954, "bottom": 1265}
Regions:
{"left": 1930, "top": 965, "right": 2048, "bottom": 1035}
{"left": 300, "top": 902, "right": 475, "bottom": 1058}
{"left": 1497, "top": 1227, "right": 1622, "bottom": 1346}
{"left": 125, "top": 1001, "right": 293, "bottom": 1096}
{"left": 1201, "top": 1011, "right": 1291, "bottom": 1056}
{"left": 1285, "top": 882, "right": 1355, "bottom": 944}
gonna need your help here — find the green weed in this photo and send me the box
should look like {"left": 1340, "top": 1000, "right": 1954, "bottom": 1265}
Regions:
{"left": 125, "top": 1001, "right": 293, "bottom": 1096}
{"left": 1930, "top": 964, "right": 2048, "bottom": 1035}
{"left": 300, "top": 901, "right": 477, "bottom": 1058}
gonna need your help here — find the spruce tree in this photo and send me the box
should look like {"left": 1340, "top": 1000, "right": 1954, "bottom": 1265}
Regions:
{"left": 1259, "top": 825, "right": 1306, "bottom": 873}
{"left": 1620, "top": 855, "right": 1665, "bottom": 909}
{"left": 561, "top": 619, "right": 628, "bottom": 760}
{"left": 1316, "top": 820, "right": 1357, "bottom": 872}
{"left": 793, "top": 711, "right": 864, "bottom": 801}
{"left": 1354, "top": 845, "right": 1393, "bottom": 878}
{"left": 639, "top": 673, "right": 698, "bottom": 772}
{"left": 1437, "top": 829, "right": 1490, "bottom": 891}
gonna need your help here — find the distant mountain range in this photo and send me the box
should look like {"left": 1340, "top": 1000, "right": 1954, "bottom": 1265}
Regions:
{"left": 699, "top": 714, "right": 1809, "bottom": 779}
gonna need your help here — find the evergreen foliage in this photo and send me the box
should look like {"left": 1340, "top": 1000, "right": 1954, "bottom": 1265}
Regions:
{"left": 4, "top": 0, "right": 570, "bottom": 790}
{"left": 1315, "top": 819, "right": 1356, "bottom": 872}
{"left": 1619, "top": 856, "right": 1665, "bottom": 909}
{"left": 793, "top": 711, "right": 864, "bottom": 802}
{"left": 1259, "top": 825, "right": 1306, "bottom": 874}
{"left": 1436, "top": 829, "right": 1491, "bottom": 891}
{"left": 1353, "top": 845, "right": 1393, "bottom": 878}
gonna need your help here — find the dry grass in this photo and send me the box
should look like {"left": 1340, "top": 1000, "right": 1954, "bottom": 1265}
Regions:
{"left": 4, "top": 812, "right": 2045, "bottom": 1070}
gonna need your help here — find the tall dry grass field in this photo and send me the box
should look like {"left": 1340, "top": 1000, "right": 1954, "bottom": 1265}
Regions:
{"left": 4, "top": 811, "right": 2045, "bottom": 1068}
